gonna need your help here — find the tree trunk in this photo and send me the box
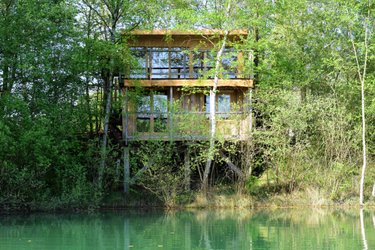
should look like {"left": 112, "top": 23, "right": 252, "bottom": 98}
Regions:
{"left": 350, "top": 9, "right": 368, "bottom": 206}
{"left": 98, "top": 17, "right": 117, "bottom": 190}
{"left": 202, "top": 0, "right": 231, "bottom": 192}
{"left": 98, "top": 73, "right": 113, "bottom": 190}
{"left": 359, "top": 76, "right": 367, "bottom": 206}
{"left": 202, "top": 35, "right": 230, "bottom": 192}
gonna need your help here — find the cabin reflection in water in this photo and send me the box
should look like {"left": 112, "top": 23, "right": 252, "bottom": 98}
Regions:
{"left": 122, "top": 30, "right": 254, "bottom": 141}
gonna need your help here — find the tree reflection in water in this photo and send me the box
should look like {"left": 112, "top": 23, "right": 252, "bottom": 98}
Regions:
{"left": 360, "top": 209, "right": 368, "bottom": 250}
{"left": 0, "top": 209, "right": 375, "bottom": 250}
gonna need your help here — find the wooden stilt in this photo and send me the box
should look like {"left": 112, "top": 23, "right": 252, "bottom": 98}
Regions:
{"left": 124, "top": 146, "right": 130, "bottom": 193}
{"left": 184, "top": 147, "right": 191, "bottom": 191}
{"left": 122, "top": 86, "right": 130, "bottom": 193}
{"left": 248, "top": 88, "right": 253, "bottom": 133}
{"left": 169, "top": 86, "right": 173, "bottom": 139}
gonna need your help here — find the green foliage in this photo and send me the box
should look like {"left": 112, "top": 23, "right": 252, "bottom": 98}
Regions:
{"left": 250, "top": 88, "right": 364, "bottom": 199}
{"left": 131, "top": 141, "right": 187, "bottom": 207}
{"left": 1, "top": 0, "right": 375, "bottom": 210}
{"left": 245, "top": 176, "right": 258, "bottom": 194}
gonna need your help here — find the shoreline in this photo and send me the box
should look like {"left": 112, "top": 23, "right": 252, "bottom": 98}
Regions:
{"left": 2, "top": 192, "right": 375, "bottom": 214}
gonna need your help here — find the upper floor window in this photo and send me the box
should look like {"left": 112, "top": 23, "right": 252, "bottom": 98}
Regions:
{"left": 222, "top": 48, "right": 237, "bottom": 79}
{"left": 130, "top": 47, "right": 147, "bottom": 79}
{"left": 130, "top": 47, "right": 189, "bottom": 79}
{"left": 129, "top": 47, "right": 241, "bottom": 80}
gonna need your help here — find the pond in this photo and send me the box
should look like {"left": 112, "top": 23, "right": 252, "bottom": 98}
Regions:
{"left": 0, "top": 208, "right": 374, "bottom": 250}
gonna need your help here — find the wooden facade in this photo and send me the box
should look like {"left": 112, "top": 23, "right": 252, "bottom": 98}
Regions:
{"left": 122, "top": 30, "right": 253, "bottom": 142}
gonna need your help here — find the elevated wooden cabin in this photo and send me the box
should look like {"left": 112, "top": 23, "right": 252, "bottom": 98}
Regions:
{"left": 122, "top": 30, "right": 253, "bottom": 142}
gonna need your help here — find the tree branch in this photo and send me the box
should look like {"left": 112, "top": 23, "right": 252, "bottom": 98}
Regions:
{"left": 220, "top": 151, "right": 244, "bottom": 178}
{"left": 82, "top": 0, "right": 111, "bottom": 31}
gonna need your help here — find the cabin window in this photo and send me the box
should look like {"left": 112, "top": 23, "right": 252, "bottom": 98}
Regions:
{"left": 136, "top": 93, "right": 168, "bottom": 133}
{"left": 130, "top": 47, "right": 240, "bottom": 79}
{"left": 218, "top": 94, "right": 230, "bottom": 118}
{"left": 192, "top": 51, "right": 205, "bottom": 78}
{"left": 192, "top": 50, "right": 215, "bottom": 78}
{"left": 137, "top": 96, "right": 151, "bottom": 132}
{"left": 170, "top": 48, "right": 189, "bottom": 79}
{"left": 222, "top": 48, "right": 237, "bottom": 79}
{"left": 150, "top": 48, "right": 169, "bottom": 79}
{"left": 130, "top": 47, "right": 147, "bottom": 79}
{"left": 153, "top": 94, "right": 168, "bottom": 132}
{"left": 205, "top": 94, "right": 231, "bottom": 119}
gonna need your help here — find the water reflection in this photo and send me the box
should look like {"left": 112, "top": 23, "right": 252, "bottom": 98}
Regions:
{"left": 0, "top": 209, "right": 374, "bottom": 250}
{"left": 360, "top": 209, "right": 368, "bottom": 250}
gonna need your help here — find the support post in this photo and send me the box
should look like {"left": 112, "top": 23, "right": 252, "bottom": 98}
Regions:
{"left": 169, "top": 86, "right": 173, "bottom": 139}
{"left": 125, "top": 88, "right": 129, "bottom": 145}
{"left": 184, "top": 147, "right": 191, "bottom": 191}
{"left": 248, "top": 88, "right": 253, "bottom": 133}
{"left": 124, "top": 146, "right": 130, "bottom": 193}
{"left": 122, "top": 87, "right": 130, "bottom": 193}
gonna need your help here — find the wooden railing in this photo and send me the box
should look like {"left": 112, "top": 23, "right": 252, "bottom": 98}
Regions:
{"left": 127, "top": 66, "right": 243, "bottom": 80}
{"left": 124, "top": 111, "right": 251, "bottom": 141}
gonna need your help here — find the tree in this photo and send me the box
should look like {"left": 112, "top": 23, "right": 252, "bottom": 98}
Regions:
{"left": 80, "top": 0, "right": 146, "bottom": 190}
{"left": 346, "top": 1, "right": 371, "bottom": 206}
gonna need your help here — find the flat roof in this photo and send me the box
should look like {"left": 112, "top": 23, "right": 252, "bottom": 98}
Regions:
{"left": 128, "top": 29, "right": 248, "bottom": 36}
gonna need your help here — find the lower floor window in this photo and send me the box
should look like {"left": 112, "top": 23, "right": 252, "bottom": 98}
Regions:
{"left": 137, "top": 93, "right": 168, "bottom": 132}
{"left": 205, "top": 94, "right": 231, "bottom": 118}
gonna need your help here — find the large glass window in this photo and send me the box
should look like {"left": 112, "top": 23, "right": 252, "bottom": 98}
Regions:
{"left": 130, "top": 47, "right": 147, "bottom": 79}
{"left": 129, "top": 47, "right": 239, "bottom": 79}
{"left": 218, "top": 94, "right": 230, "bottom": 118}
{"left": 192, "top": 51, "right": 204, "bottom": 78}
{"left": 222, "top": 48, "right": 237, "bottom": 79}
{"left": 170, "top": 48, "right": 189, "bottom": 79}
{"left": 136, "top": 93, "right": 168, "bottom": 133}
{"left": 205, "top": 95, "right": 211, "bottom": 115}
{"left": 153, "top": 94, "right": 168, "bottom": 132}
{"left": 137, "top": 96, "right": 151, "bottom": 132}
{"left": 150, "top": 48, "right": 169, "bottom": 79}
{"left": 205, "top": 94, "right": 231, "bottom": 119}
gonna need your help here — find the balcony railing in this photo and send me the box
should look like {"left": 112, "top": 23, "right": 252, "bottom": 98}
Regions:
{"left": 128, "top": 66, "right": 244, "bottom": 80}
{"left": 124, "top": 111, "right": 251, "bottom": 141}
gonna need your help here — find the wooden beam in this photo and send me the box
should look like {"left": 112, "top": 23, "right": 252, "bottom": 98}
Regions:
{"left": 169, "top": 86, "right": 173, "bottom": 139}
{"left": 129, "top": 29, "right": 248, "bottom": 36}
{"left": 125, "top": 30, "right": 248, "bottom": 48}
{"left": 129, "top": 162, "right": 151, "bottom": 185}
{"left": 219, "top": 151, "right": 244, "bottom": 178}
{"left": 123, "top": 146, "right": 130, "bottom": 193}
{"left": 124, "top": 79, "right": 253, "bottom": 88}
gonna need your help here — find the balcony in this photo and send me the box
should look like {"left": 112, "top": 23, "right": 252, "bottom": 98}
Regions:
{"left": 124, "top": 47, "right": 253, "bottom": 88}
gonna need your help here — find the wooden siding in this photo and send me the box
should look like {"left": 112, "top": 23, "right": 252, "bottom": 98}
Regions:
{"left": 126, "top": 30, "right": 248, "bottom": 48}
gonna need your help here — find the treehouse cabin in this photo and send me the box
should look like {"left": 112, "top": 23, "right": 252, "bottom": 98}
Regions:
{"left": 122, "top": 30, "right": 253, "bottom": 142}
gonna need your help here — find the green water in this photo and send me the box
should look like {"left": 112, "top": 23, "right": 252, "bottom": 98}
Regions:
{"left": 1, "top": 209, "right": 374, "bottom": 250}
